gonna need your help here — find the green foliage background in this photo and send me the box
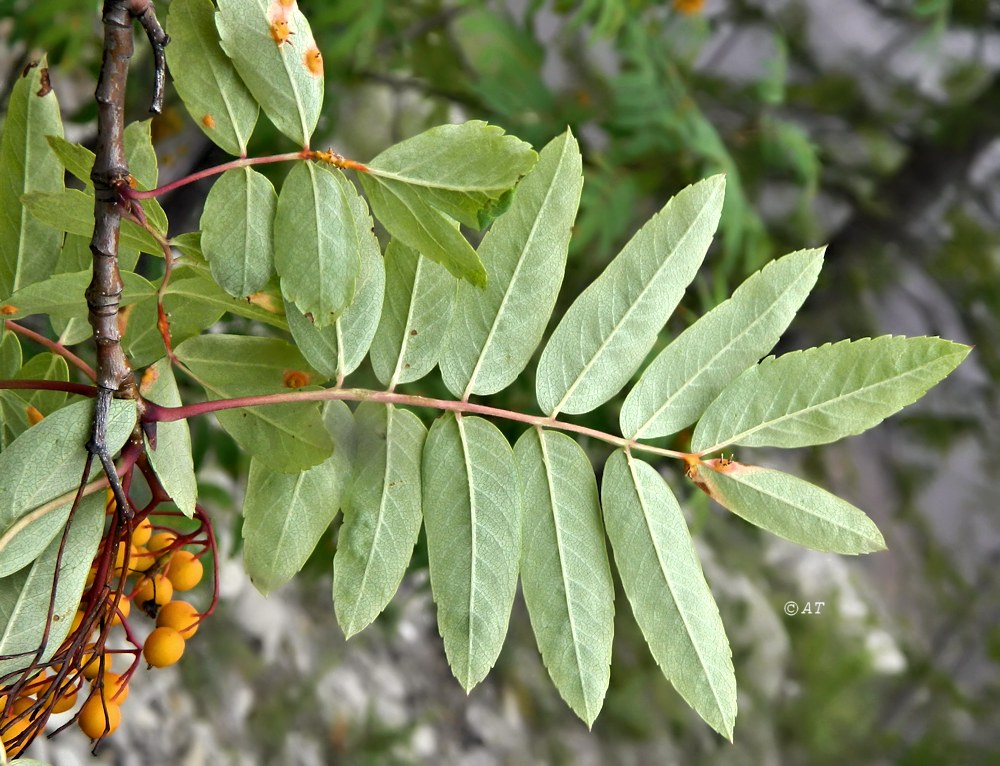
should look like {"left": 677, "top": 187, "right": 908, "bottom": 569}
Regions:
{"left": 2, "top": 0, "right": 999, "bottom": 763}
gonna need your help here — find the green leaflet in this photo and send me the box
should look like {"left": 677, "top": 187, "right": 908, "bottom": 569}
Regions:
{"left": 514, "top": 428, "right": 613, "bottom": 727}
{"left": 0, "top": 399, "right": 136, "bottom": 578}
{"left": 334, "top": 403, "right": 425, "bottom": 637}
{"left": 369, "top": 240, "right": 457, "bottom": 388}
{"left": 123, "top": 282, "right": 227, "bottom": 368}
{"left": 140, "top": 360, "right": 198, "bottom": 518}
{"left": 422, "top": 414, "right": 521, "bottom": 690}
{"left": 46, "top": 135, "right": 95, "bottom": 190}
{"left": 0, "top": 56, "right": 64, "bottom": 301}
{"left": 21, "top": 189, "right": 164, "bottom": 256}
{"left": 0, "top": 327, "right": 20, "bottom": 377}
{"left": 166, "top": 0, "right": 259, "bottom": 156}
{"left": 275, "top": 162, "right": 372, "bottom": 326}
{"left": 0, "top": 493, "right": 105, "bottom": 681}
{"left": 536, "top": 175, "right": 726, "bottom": 417}
{"left": 694, "top": 462, "right": 886, "bottom": 554}
{"left": 201, "top": 166, "right": 277, "bottom": 298}
{"left": 602, "top": 450, "right": 737, "bottom": 740}
{"left": 285, "top": 231, "right": 385, "bottom": 380}
{"left": 216, "top": 0, "right": 323, "bottom": 147}
{"left": 174, "top": 334, "right": 333, "bottom": 472}
{"left": 359, "top": 173, "right": 487, "bottom": 287}
{"left": 364, "top": 121, "right": 538, "bottom": 229}
{"left": 243, "top": 401, "right": 355, "bottom": 594}
{"left": 0, "top": 353, "right": 69, "bottom": 446}
{"left": 163, "top": 270, "right": 287, "bottom": 330}
{"left": 440, "top": 130, "right": 584, "bottom": 399}
{"left": 0, "top": 269, "right": 156, "bottom": 321}
{"left": 691, "top": 336, "right": 972, "bottom": 453}
{"left": 621, "top": 248, "right": 824, "bottom": 440}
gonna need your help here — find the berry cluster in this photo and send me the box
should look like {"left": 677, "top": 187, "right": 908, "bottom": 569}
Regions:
{"left": 1, "top": 491, "right": 216, "bottom": 756}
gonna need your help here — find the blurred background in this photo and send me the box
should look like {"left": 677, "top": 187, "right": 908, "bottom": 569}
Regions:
{"left": 1, "top": 0, "right": 999, "bottom": 764}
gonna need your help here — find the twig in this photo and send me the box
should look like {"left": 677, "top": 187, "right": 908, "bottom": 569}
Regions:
{"left": 4, "top": 319, "right": 98, "bottom": 381}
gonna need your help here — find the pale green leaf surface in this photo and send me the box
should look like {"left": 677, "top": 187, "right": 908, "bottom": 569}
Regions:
{"left": 0, "top": 269, "right": 156, "bottom": 320}
{"left": 359, "top": 174, "right": 486, "bottom": 287}
{"left": 536, "top": 175, "right": 726, "bottom": 416}
{"left": 0, "top": 399, "right": 136, "bottom": 578}
{"left": 422, "top": 414, "right": 521, "bottom": 690}
{"left": 13, "top": 353, "right": 69, "bottom": 418}
{"left": 0, "top": 493, "right": 104, "bottom": 680}
{"left": 622, "top": 248, "right": 824, "bottom": 439}
{"left": 140, "top": 360, "right": 198, "bottom": 517}
{"left": 275, "top": 162, "right": 373, "bottom": 325}
{"left": 0, "top": 57, "right": 64, "bottom": 301}
{"left": 243, "top": 401, "right": 354, "bottom": 594}
{"left": 174, "top": 334, "right": 332, "bottom": 472}
{"left": 216, "top": 0, "right": 323, "bottom": 146}
{"left": 514, "top": 428, "right": 613, "bottom": 726}
{"left": 695, "top": 462, "right": 886, "bottom": 554}
{"left": 691, "top": 336, "right": 972, "bottom": 453}
{"left": 123, "top": 287, "right": 226, "bottom": 368}
{"left": 21, "top": 189, "right": 163, "bottom": 255}
{"left": 164, "top": 271, "right": 287, "bottom": 330}
{"left": 365, "top": 121, "right": 537, "bottom": 228}
{"left": 166, "top": 0, "right": 258, "bottom": 155}
{"left": 602, "top": 450, "right": 736, "bottom": 739}
{"left": 201, "top": 166, "right": 277, "bottom": 297}
{"left": 370, "top": 240, "right": 457, "bottom": 387}
{"left": 334, "top": 403, "right": 425, "bottom": 637}
{"left": 0, "top": 328, "right": 20, "bottom": 377}
{"left": 286, "top": 231, "right": 384, "bottom": 379}
{"left": 440, "top": 130, "right": 583, "bottom": 398}
{"left": 46, "top": 135, "right": 94, "bottom": 189}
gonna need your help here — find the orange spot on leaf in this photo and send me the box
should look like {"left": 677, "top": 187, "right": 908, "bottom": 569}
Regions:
{"left": 247, "top": 291, "right": 281, "bottom": 314}
{"left": 201, "top": 114, "right": 216, "bottom": 129}
{"left": 140, "top": 366, "right": 160, "bottom": 393}
{"left": 672, "top": 0, "right": 705, "bottom": 14}
{"left": 270, "top": 19, "right": 292, "bottom": 46}
{"left": 1, "top": 304, "right": 18, "bottom": 315}
{"left": 283, "top": 369, "right": 311, "bottom": 389}
{"left": 305, "top": 47, "right": 323, "bottom": 76}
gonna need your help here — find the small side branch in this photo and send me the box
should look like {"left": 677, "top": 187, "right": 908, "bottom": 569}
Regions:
{"left": 128, "top": 0, "right": 170, "bottom": 113}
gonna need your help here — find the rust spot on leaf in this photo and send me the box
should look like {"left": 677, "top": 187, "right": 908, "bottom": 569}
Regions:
{"left": 26, "top": 405, "right": 44, "bottom": 426}
{"left": 36, "top": 68, "right": 51, "bottom": 97}
{"left": 140, "top": 365, "right": 160, "bottom": 393}
{"left": 673, "top": 0, "right": 705, "bottom": 14}
{"left": 305, "top": 47, "right": 323, "bottom": 76}
{"left": 201, "top": 114, "right": 216, "bottom": 129}
{"left": 270, "top": 18, "right": 292, "bottom": 46}
{"left": 247, "top": 291, "right": 281, "bottom": 314}
{"left": 283, "top": 369, "right": 311, "bottom": 389}
{"left": 21, "top": 60, "right": 38, "bottom": 78}
{"left": 409, "top": 329, "right": 418, "bottom": 336}
{"left": 1, "top": 304, "right": 18, "bottom": 315}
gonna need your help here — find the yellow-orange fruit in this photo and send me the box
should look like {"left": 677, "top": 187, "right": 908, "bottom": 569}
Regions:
{"left": 113, "top": 543, "right": 141, "bottom": 575}
{"left": 78, "top": 696, "right": 121, "bottom": 739}
{"left": 79, "top": 648, "right": 106, "bottom": 681}
{"left": 99, "top": 671, "right": 129, "bottom": 704}
{"left": 1, "top": 696, "right": 35, "bottom": 748}
{"left": 166, "top": 550, "right": 204, "bottom": 591}
{"left": 134, "top": 574, "right": 173, "bottom": 610}
{"left": 130, "top": 546, "right": 155, "bottom": 572}
{"left": 143, "top": 627, "right": 185, "bottom": 668}
{"left": 50, "top": 684, "right": 78, "bottom": 713}
{"left": 156, "top": 600, "right": 200, "bottom": 637}
{"left": 131, "top": 518, "right": 153, "bottom": 547}
{"left": 146, "top": 532, "right": 176, "bottom": 555}
{"left": 111, "top": 597, "right": 131, "bottom": 627}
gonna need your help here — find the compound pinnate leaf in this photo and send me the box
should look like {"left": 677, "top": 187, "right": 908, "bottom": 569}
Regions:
{"left": 536, "top": 175, "right": 725, "bottom": 417}
{"left": 285, "top": 233, "right": 385, "bottom": 380}
{"left": 216, "top": 0, "right": 323, "bottom": 147}
{"left": 243, "top": 401, "right": 354, "bottom": 594}
{"left": 622, "top": 248, "right": 824, "bottom": 440}
{"left": 140, "top": 360, "right": 198, "bottom": 518}
{"left": 359, "top": 173, "right": 487, "bottom": 287}
{"left": 275, "top": 162, "right": 374, "bottom": 326}
{"left": 370, "top": 239, "right": 457, "bottom": 388}
{"left": 693, "top": 461, "right": 886, "bottom": 554}
{"left": 691, "top": 336, "right": 972, "bottom": 453}
{"left": 334, "top": 403, "right": 426, "bottom": 637}
{"left": 0, "top": 493, "right": 105, "bottom": 681}
{"left": 364, "top": 121, "right": 537, "bottom": 229}
{"left": 602, "top": 450, "right": 737, "bottom": 740}
{"left": 422, "top": 414, "right": 521, "bottom": 690}
{"left": 174, "top": 334, "right": 333, "bottom": 472}
{"left": 0, "top": 56, "right": 64, "bottom": 301}
{"left": 440, "top": 130, "right": 583, "bottom": 399}
{"left": 514, "top": 428, "right": 613, "bottom": 727}
{"left": 166, "top": 0, "right": 258, "bottom": 156}
{"left": 200, "top": 167, "right": 277, "bottom": 298}
{"left": 0, "top": 399, "right": 136, "bottom": 578}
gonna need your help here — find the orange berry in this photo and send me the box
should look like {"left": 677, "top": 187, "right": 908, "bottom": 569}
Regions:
{"left": 99, "top": 671, "right": 129, "bottom": 704}
{"left": 131, "top": 518, "right": 153, "bottom": 547}
{"left": 143, "top": 627, "right": 185, "bottom": 668}
{"left": 79, "top": 648, "right": 106, "bottom": 681}
{"left": 134, "top": 574, "right": 173, "bottom": 611}
{"left": 156, "top": 600, "right": 200, "bottom": 637}
{"left": 1, "top": 696, "right": 34, "bottom": 748}
{"left": 166, "top": 550, "right": 204, "bottom": 591}
{"left": 146, "top": 532, "right": 176, "bottom": 554}
{"left": 130, "top": 546, "right": 155, "bottom": 572}
{"left": 111, "top": 596, "right": 131, "bottom": 627}
{"left": 50, "top": 685, "right": 78, "bottom": 713}
{"left": 78, "top": 696, "right": 121, "bottom": 739}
